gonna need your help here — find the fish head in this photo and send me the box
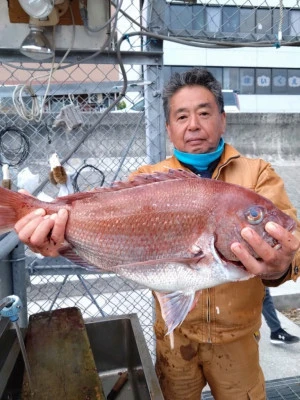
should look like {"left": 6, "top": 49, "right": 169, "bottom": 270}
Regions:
{"left": 214, "top": 189, "right": 297, "bottom": 262}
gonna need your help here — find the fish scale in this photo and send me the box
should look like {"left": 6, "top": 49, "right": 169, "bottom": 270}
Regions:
{"left": 0, "top": 169, "right": 296, "bottom": 337}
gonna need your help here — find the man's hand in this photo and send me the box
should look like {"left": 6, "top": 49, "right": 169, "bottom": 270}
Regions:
{"left": 231, "top": 221, "right": 300, "bottom": 280}
{"left": 14, "top": 208, "right": 69, "bottom": 257}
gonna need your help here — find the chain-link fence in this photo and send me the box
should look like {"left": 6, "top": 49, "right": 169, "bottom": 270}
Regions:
{"left": 1, "top": 0, "right": 300, "bottom": 362}
{"left": 0, "top": 50, "right": 165, "bottom": 356}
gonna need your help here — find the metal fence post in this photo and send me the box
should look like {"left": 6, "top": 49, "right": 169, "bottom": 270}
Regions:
{"left": 11, "top": 242, "right": 28, "bottom": 328}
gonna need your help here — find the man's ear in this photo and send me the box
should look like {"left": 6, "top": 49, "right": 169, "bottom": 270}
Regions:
{"left": 221, "top": 112, "right": 227, "bottom": 135}
{"left": 166, "top": 123, "right": 171, "bottom": 140}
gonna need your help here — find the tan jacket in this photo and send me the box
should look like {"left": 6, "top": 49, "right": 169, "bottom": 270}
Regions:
{"left": 132, "top": 143, "right": 300, "bottom": 343}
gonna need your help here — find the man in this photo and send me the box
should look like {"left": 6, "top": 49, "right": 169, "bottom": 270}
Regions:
{"left": 15, "top": 68, "right": 300, "bottom": 399}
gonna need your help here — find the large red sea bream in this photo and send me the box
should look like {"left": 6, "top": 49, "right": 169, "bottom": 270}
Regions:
{"left": 0, "top": 169, "right": 296, "bottom": 336}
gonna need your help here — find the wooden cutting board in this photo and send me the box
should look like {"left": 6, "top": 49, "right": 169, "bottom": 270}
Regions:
{"left": 22, "top": 307, "right": 105, "bottom": 400}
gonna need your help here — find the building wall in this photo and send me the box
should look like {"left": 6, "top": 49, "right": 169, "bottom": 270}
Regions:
{"left": 163, "top": 41, "right": 300, "bottom": 112}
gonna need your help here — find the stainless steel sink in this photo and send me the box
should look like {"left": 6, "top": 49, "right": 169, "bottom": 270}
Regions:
{"left": 0, "top": 313, "right": 164, "bottom": 400}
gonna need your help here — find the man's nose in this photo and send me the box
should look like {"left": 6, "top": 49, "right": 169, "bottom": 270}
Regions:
{"left": 188, "top": 113, "right": 200, "bottom": 129}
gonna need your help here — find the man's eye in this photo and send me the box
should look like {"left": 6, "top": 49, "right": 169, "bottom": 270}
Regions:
{"left": 178, "top": 115, "right": 187, "bottom": 120}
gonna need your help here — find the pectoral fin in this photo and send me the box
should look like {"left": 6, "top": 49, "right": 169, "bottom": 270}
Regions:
{"left": 59, "top": 245, "right": 100, "bottom": 272}
{"left": 154, "top": 290, "right": 195, "bottom": 336}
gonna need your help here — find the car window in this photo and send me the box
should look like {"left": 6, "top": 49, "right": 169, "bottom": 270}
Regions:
{"left": 222, "top": 90, "right": 240, "bottom": 112}
{"left": 222, "top": 91, "right": 237, "bottom": 106}
{"left": 131, "top": 99, "right": 145, "bottom": 111}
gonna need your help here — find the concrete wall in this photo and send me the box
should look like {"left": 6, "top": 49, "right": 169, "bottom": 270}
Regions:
{"left": 225, "top": 113, "right": 300, "bottom": 162}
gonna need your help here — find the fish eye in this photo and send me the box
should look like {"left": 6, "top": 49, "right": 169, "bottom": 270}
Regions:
{"left": 245, "top": 206, "right": 264, "bottom": 225}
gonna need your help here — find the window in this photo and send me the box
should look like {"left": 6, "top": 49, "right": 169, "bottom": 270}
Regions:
{"left": 169, "top": 4, "right": 193, "bottom": 31}
{"left": 240, "top": 68, "right": 255, "bottom": 94}
{"left": 166, "top": 4, "right": 300, "bottom": 39}
{"left": 239, "top": 8, "right": 255, "bottom": 34}
{"left": 192, "top": 5, "right": 205, "bottom": 30}
{"left": 256, "top": 69, "right": 271, "bottom": 94}
{"left": 256, "top": 9, "right": 272, "bottom": 35}
{"left": 164, "top": 66, "right": 300, "bottom": 95}
{"left": 272, "top": 69, "right": 287, "bottom": 94}
{"left": 222, "top": 7, "right": 240, "bottom": 33}
{"left": 272, "top": 9, "right": 289, "bottom": 36}
{"left": 290, "top": 10, "right": 300, "bottom": 36}
{"left": 287, "top": 69, "right": 300, "bottom": 94}
{"left": 223, "top": 68, "right": 239, "bottom": 91}
{"left": 206, "top": 7, "right": 221, "bottom": 33}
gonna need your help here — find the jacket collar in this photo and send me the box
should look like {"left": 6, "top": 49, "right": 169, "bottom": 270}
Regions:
{"left": 169, "top": 142, "right": 240, "bottom": 178}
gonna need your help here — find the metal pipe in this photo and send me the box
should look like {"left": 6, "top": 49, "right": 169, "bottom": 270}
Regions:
{"left": 0, "top": 232, "right": 20, "bottom": 260}
{"left": 13, "top": 321, "right": 33, "bottom": 393}
{"left": 12, "top": 242, "right": 28, "bottom": 328}
{"left": 0, "top": 297, "right": 12, "bottom": 312}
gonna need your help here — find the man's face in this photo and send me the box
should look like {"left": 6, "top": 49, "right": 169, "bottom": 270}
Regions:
{"left": 166, "top": 85, "right": 226, "bottom": 154}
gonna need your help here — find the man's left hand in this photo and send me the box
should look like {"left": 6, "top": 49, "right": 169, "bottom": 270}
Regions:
{"left": 231, "top": 222, "right": 300, "bottom": 280}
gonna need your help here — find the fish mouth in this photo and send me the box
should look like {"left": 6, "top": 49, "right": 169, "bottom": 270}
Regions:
{"left": 267, "top": 219, "right": 296, "bottom": 249}
{"left": 216, "top": 218, "right": 297, "bottom": 269}
{"left": 215, "top": 247, "right": 246, "bottom": 270}
{"left": 279, "top": 216, "right": 296, "bottom": 234}
{"left": 287, "top": 221, "right": 297, "bottom": 234}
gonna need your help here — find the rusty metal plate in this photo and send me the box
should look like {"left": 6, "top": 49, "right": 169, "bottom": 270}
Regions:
{"left": 22, "top": 307, "right": 105, "bottom": 400}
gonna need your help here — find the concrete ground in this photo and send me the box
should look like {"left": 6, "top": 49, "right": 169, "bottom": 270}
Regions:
{"left": 260, "top": 280, "right": 300, "bottom": 381}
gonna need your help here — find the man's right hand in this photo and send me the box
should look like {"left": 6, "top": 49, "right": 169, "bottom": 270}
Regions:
{"left": 14, "top": 208, "right": 69, "bottom": 257}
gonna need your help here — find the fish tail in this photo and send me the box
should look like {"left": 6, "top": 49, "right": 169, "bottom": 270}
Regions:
{"left": 0, "top": 187, "right": 38, "bottom": 234}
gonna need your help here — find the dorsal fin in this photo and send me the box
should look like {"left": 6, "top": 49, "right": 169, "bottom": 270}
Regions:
{"left": 52, "top": 169, "right": 200, "bottom": 204}
{"left": 110, "top": 168, "right": 200, "bottom": 190}
{"left": 129, "top": 168, "right": 199, "bottom": 185}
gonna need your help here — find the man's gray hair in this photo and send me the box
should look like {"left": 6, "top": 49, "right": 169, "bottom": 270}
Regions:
{"left": 163, "top": 68, "right": 224, "bottom": 123}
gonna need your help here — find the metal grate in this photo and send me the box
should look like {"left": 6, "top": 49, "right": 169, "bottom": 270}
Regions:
{"left": 202, "top": 376, "right": 300, "bottom": 399}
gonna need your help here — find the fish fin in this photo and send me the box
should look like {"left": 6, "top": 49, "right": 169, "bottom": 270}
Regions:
{"left": 154, "top": 290, "right": 195, "bottom": 336}
{"left": 92, "top": 169, "right": 200, "bottom": 192}
{"left": 0, "top": 186, "right": 64, "bottom": 234}
{"left": 0, "top": 205, "right": 17, "bottom": 234}
{"left": 54, "top": 169, "right": 200, "bottom": 199}
{"left": 106, "top": 169, "right": 201, "bottom": 191}
{"left": 127, "top": 169, "right": 200, "bottom": 186}
{"left": 0, "top": 187, "right": 33, "bottom": 234}
{"left": 59, "top": 246, "right": 100, "bottom": 272}
{"left": 118, "top": 255, "right": 205, "bottom": 269}
{"left": 52, "top": 191, "right": 103, "bottom": 204}
{"left": 190, "top": 290, "right": 202, "bottom": 312}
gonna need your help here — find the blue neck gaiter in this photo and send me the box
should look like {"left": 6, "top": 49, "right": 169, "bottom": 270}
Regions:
{"left": 173, "top": 138, "right": 225, "bottom": 172}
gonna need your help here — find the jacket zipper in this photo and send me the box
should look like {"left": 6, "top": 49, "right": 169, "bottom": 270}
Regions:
{"left": 214, "top": 155, "right": 240, "bottom": 180}
{"left": 207, "top": 156, "right": 240, "bottom": 343}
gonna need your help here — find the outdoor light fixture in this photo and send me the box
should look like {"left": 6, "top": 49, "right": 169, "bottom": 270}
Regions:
{"left": 18, "top": 0, "right": 69, "bottom": 27}
{"left": 19, "top": 26, "right": 54, "bottom": 60}
{"left": 18, "top": 0, "right": 69, "bottom": 60}
{"left": 18, "top": 0, "right": 55, "bottom": 19}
